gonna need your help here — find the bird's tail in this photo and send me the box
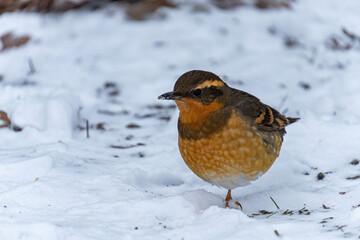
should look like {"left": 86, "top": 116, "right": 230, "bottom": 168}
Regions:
{"left": 287, "top": 117, "right": 300, "bottom": 124}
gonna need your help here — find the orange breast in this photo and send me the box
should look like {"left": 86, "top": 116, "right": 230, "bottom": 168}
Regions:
{"left": 178, "top": 110, "right": 283, "bottom": 189}
{"left": 176, "top": 98, "right": 223, "bottom": 129}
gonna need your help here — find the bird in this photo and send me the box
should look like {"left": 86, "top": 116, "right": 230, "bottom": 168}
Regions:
{"left": 158, "top": 70, "right": 298, "bottom": 208}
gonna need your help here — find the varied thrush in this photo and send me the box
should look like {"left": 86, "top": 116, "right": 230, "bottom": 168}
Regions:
{"left": 159, "top": 70, "right": 298, "bottom": 208}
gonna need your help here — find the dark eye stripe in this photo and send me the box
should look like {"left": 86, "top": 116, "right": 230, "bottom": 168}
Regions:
{"left": 208, "top": 86, "right": 223, "bottom": 97}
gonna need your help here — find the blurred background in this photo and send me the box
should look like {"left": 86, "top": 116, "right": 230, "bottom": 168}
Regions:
{"left": 0, "top": 0, "right": 360, "bottom": 239}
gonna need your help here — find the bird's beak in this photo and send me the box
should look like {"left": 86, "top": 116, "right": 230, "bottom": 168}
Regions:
{"left": 158, "top": 91, "right": 181, "bottom": 100}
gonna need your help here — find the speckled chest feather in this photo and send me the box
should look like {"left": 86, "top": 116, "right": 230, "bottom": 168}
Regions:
{"left": 178, "top": 109, "right": 283, "bottom": 189}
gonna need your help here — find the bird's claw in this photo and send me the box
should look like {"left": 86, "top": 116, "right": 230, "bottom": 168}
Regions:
{"left": 225, "top": 199, "right": 242, "bottom": 210}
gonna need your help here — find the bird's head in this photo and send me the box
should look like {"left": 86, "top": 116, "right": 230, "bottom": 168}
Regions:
{"left": 158, "top": 70, "right": 228, "bottom": 126}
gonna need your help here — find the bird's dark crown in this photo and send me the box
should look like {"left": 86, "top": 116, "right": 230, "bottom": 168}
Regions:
{"left": 172, "top": 70, "right": 227, "bottom": 105}
{"left": 174, "top": 70, "right": 224, "bottom": 91}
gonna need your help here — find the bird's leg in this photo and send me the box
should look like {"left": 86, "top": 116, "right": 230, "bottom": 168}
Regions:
{"left": 225, "top": 189, "right": 242, "bottom": 209}
{"left": 225, "top": 189, "right": 232, "bottom": 208}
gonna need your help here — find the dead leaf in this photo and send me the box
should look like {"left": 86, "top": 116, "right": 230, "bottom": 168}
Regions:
{"left": 322, "top": 204, "right": 330, "bottom": 209}
{"left": 126, "top": 0, "right": 176, "bottom": 21}
{"left": 0, "top": 0, "right": 88, "bottom": 13}
{"left": 255, "top": 0, "right": 291, "bottom": 9}
{"left": 350, "top": 159, "right": 359, "bottom": 165}
{"left": 346, "top": 175, "right": 360, "bottom": 180}
{"left": 0, "top": 110, "right": 11, "bottom": 128}
{"left": 126, "top": 123, "right": 141, "bottom": 129}
{"left": 211, "top": 0, "right": 246, "bottom": 10}
{"left": 96, "top": 122, "right": 105, "bottom": 130}
{"left": 1, "top": 32, "right": 31, "bottom": 52}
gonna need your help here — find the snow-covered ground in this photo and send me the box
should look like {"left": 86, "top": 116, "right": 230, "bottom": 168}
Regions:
{"left": 0, "top": 0, "right": 360, "bottom": 239}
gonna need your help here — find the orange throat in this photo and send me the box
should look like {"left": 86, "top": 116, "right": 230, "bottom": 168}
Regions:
{"left": 176, "top": 99, "right": 224, "bottom": 128}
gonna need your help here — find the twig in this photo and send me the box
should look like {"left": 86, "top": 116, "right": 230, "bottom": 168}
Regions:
{"left": 270, "top": 196, "right": 280, "bottom": 210}
{"left": 86, "top": 120, "right": 89, "bottom": 138}
{"left": 342, "top": 27, "right": 360, "bottom": 41}
{"left": 28, "top": 57, "right": 36, "bottom": 74}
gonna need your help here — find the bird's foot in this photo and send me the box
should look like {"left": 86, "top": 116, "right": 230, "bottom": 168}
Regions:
{"left": 225, "top": 190, "right": 242, "bottom": 209}
{"left": 225, "top": 199, "right": 243, "bottom": 210}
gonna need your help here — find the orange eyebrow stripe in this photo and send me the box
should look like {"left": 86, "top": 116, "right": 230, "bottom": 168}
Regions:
{"left": 195, "top": 80, "right": 224, "bottom": 89}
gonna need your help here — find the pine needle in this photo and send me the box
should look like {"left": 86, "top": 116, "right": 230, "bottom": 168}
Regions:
{"left": 270, "top": 196, "right": 280, "bottom": 210}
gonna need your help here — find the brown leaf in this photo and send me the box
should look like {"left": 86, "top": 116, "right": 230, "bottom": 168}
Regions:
{"left": 346, "top": 175, "right": 360, "bottom": 180}
{"left": 1, "top": 32, "right": 31, "bottom": 51}
{"left": 259, "top": 210, "right": 273, "bottom": 214}
{"left": 211, "top": 0, "right": 246, "bottom": 10}
{"left": 350, "top": 159, "right": 359, "bottom": 165}
{"left": 0, "top": 110, "right": 11, "bottom": 128}
{"left": 96, "top": 122, "right": 105, "bottom": 130}
{"left": 33, "top": 0, "right": 53, "bottom": 12}
{"left": 322, "top": 204, "right": 330, "bottom": 209}
{"left": 50, "top": 0, "right": 91, "bottom": 12}
{"left": 255, "top": 0, "right": 291, "bottom": 9}
{"left": 0, "top": 0, "right": 88, "bottom": 13}
{"left": 126, "top": 123, "right": 141, "bottom": 129}
{"left": 0, "top": 0, "right": 36, "bottom": 13}
{"left": 126, "top": 0, "right": 176, "bottom": 21}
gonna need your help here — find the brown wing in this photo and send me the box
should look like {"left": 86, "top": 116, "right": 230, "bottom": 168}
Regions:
{"left": 234, "top": 97, "right": 299, "bottom": 132}
{"left": 255, "top": 105, "right": 298, "bottom": 131}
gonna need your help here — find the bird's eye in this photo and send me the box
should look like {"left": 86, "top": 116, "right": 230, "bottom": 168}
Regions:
{"left": 193, "top": 89, "right": 202, "bottom": 96}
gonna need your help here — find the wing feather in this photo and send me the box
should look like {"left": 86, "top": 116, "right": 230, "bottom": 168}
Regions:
{"left": 233, "top": 95, "right": 299, "bottom": 132}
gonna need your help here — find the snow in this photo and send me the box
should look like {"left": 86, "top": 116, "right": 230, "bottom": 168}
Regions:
{"left": 0, "top": 0, "right": 360, "bottom": 239}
